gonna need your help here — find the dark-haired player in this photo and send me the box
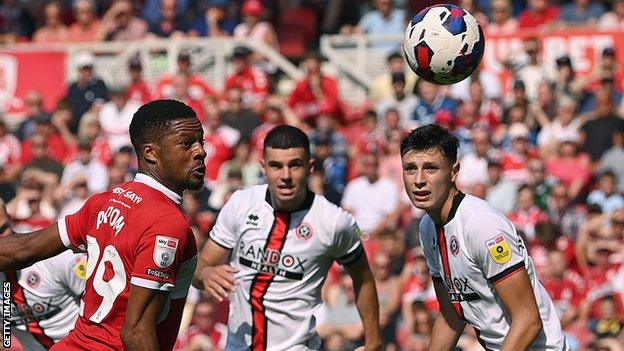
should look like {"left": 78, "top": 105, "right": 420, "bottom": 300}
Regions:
{"left": 194, "top": 125, "right": 382, "bottom": 351}
{"left": 400, "top": 124, "right": 566, "bottom": 350}
{"left": 0, "top": 99, "right": 206, "bottom": 350}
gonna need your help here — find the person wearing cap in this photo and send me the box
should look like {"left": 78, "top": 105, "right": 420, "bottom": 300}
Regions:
{"left": 224, "top": 46, "right": 270, "bottom": 108}
{"left": 67, "top": 51, "right": 108, "bottom": 133}
{"left": 147, "top": 0, "right": 187, "bottom": 38}
{"left": 288, "top": 52, "right": 342, "bottom": 123}
{"left": 188, "top": 0, "right": 237, "bottom": 37}
{"left": 68, "top": 0, "right": 102, "bottom": 42}
{"left": 32, "top": 1, "right": 69, "bottom": 43}
{"left": 233, "top": 0, "right": 278, "bottom": 50}
{"left": 98, "top": 0, "right": 148, "bottom": 41}
{"left": 60, "top": 138, "right": 109, "bottom": 194}
{"left": 370, "top": 51, "right": 417, "bottom": 102}
{"left": 126, "top": 57, "right": 153, "bottom": 104}
{"left": 98, "top": 85, "right": 141, "bottom": 152}
{"left": 501, "top": 122, "right": 539, "bottom": 186}
{"left": 558, "top": 0, "right": 606, "bottom": 27}
{"left": 156, "top": 51, "right": 218, "bottom": 101}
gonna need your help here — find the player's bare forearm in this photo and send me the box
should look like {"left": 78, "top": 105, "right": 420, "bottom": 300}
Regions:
{"left": 120, "top": 326, "right": 160, "bottom": 351}
{"left": 495, "top": 269, "right": 543, "bottom": 351}
{"left": 345, "top": 253, "right": 382, "bottom": 351}
{"left": 0, "top": 225, "right": 65, "bottom": 270}
{"left": 122, "top": 285, "right": 169, "bottom": 351}
{"left": 428, "top": 279, "right": 465, "bottom": 351}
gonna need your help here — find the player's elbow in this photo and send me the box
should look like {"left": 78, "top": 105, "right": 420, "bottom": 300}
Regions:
{"left": 523, "top": 311, "right": 543, "bottom": 339}
{"left": 120, "top": 324, "right": 142, "bottom": 348}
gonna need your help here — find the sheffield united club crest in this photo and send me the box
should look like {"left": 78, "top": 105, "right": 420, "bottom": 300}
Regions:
{"left": 296, "top": 223, "right": 313, "bottom": 240}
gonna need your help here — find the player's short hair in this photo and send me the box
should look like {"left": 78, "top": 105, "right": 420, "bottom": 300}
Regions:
{"left": 263, "top": 125, "right": 310, "bottom": 158}
{"left": 129, "top": 99, "right": 197, "bottom": 156}
{"left": 400, "top": 124, "right": 459, "bottom": 164}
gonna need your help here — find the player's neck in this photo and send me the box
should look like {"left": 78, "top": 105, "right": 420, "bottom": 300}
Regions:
{"left": 139, "top": 169, "right": 183, "bottom": 196}
{"left": 430, "top": 188, "right": 460, "bottom": 226}
{"left": 269, "top": 189, "right": 309, "bottom": 213}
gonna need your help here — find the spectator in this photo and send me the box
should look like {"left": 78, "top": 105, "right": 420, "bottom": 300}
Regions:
{"left": 234, "top": 0, "right": 278, "bottom": 50}
{"left": 587, "top": 170, "right": 624, "bottom": 214}
{"left": 77, "top": 113, "right": 113, "bottom": 167}
{"left": 518, "top": 0, "right": 560, "bottom": 29}
{"left": 309, "top": 115, "right": 349, "bottom": 197}
{"left": 542, "top": 250, "right": 586, "bottom": 328}
{"left": 589, "top": 297, "right": 623, "bottom": 339}
{"left": 174, "top": 301, "right": 227, "bottom": 351}
{"left": 7, "top": 177, "right": 55, "bottom": 231}
{"left": 527, "top": 158, "right": 556, "bottom": 211}
{"left": 67, "top": 0, "right": 102, "bottom": 42}
{"left": 98, "top": 0, "right": 148, "bottom": 41}
{"left": 98, "top": 86, "right": 141, "bottom": 152}
{"left": 0, "top": 118, "right": 22, "bottom": 184}
{"left": 32, "top": 1, "right": 68, "bottom": 43}
{"left": 504, "top": 38, "right": 553, "bottom": 101}
{"left": 55, "top": 174, "right": 90, "bottom": 218}
{"left": 351, "top": 0, "right": 406, "bottom": 51}
{"left": 457, "top": 128, "right": 495, "bottom": 191}
{"left": 486, "top": 0, "right": 518, "bottom": 34}
{"left": 598, "top": 0, "right": 624, "bottom": 30}
{"left": 188, "top": 0, "right": 237, "bottom": 37}
{"left": 0, "top": 0, "right": 33, "bottom": 43}
{"left": 341, "top": 153, "right": 399, "bottom": 239}
{"left": 450, "top": 64, "right": 503, "bottom": 103}
{"left": 553, "top": 55, "right": 584, "bottom": 100}
{"left": 288, "top": 53, "right": 342, "bottom": 123}
{"left": 21, "top": 114, "right": 72, "bottom": 165}
{"left": 250, "top": 102, "right": 285, "bottom": 157}
{"left": 370, "top": 51, "right": 417, "bottom": 103}
{"left": 580, "top": 86, "right": 624, "bottom": 163}
{"left": 375, "top": 72, "right": 417, "bottom": 130}
{"left": 411, "top": 79, "right": 457, "bottom": 126}
{"left": 545, "top": 131, "right": 592, "bottom": 200}
{"left": 508, "top": 185, "right": 548, "bottom": 240}
{"left": 225, "top": 46, "right": 270, "bottom": 108}
{"left": 156, "top": 52, "right": 217, "bottom": 102}
{"left": 485, "top": 158, "right": 517, "bottom": 214}
{"left": 547, "top": 183, "right": 588, "bottom": 241}
{"left": 60, "top": 138, "right": 109, "bottom": 194}
{"left": 20, "top": 133, "right": 64, "bottom": 181}
{"left": 217, "top": 138, "right": 261, "bottom": 188}
{"left": 203, "top": 99, "right": 240, "bottom": 185}
{"left": 598, "top": 128, "right": 624, "bottom": 193}
{"left": 167, "top": 72, "right": 206, "bottom": 122}
{"left": 15, "top": 91, "right": 47, "bottom": 141}
{"left": 371, "top": 252, "right": 401, "bottom": 349}
{"left": 501, "top": 122, "right": 539, "bottom": 185}
{"left": 536, "top": 95, "right": 583, "bottom": 158}
{"left": 67, "top": 51, "right": 108, "bottom": 133}
{"left": 148, "top": 0, "right": 187, "bottom": 38}
{"left": 354, "top": 110, "right": 386, "bottom": 155}
{"left": 379, "top": 129, "right": 407, "bottom": 199}
{"left": 558, "top": 0, "right": 606, "bottom": 27}
{"left": 221, "top": 87, "right": 262, "bottom": 141}
{"left": 126, "top": 57, "right": 153, "bottom": 104}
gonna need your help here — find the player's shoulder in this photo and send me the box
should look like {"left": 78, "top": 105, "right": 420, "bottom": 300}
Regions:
{"left": 311, "top": 193, "right": 354, "bottom": 227}
{"left": 457, "top": 194, "right": 509, "bottom": 225}
{"left": 225, "top": 184, "right": 267, "bottom": 210}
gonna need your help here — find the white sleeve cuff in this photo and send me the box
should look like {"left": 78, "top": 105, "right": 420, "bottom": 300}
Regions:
{"left": 130, "top": 277, "right": 175, "bottom": 291}
{"left": 57, "top": 216, "right": 72, "bottom": 248}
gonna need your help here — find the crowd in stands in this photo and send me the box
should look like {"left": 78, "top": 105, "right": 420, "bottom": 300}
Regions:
{"left": 2, "top": 0, "right": 624, "bottom": 350}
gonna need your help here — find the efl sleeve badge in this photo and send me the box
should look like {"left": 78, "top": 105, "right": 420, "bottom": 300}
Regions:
{"left": 485, "top": 234, "right": 512, "bottom": 264}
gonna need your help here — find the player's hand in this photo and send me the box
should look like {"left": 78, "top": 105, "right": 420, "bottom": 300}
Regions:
{"left": 199, "top": 264, "right": 239, "bottom": 302}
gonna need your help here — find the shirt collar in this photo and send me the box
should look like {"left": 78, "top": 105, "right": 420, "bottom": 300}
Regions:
{"left": 134, "top": 173, "right": 182, "bottom": 205}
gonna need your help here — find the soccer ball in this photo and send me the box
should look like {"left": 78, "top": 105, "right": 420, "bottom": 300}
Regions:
{"left": 403, "top": 4, "right": 485, "bottom": 85}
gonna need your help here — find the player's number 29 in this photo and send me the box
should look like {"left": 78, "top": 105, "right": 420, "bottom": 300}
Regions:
{"left": 83, "top": 235, "right": 127, "bottom": 323}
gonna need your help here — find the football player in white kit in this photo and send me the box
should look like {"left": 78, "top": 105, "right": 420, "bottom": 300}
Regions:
{"left": 0, "top": 205, "right": 86, "bottom": 350}
{"left": 193, "top": 125, "right": 381, "bottom": 351}
{"left": 400, "top": 124, "right": 567, "bottom": 351}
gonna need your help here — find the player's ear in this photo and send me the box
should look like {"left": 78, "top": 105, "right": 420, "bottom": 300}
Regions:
{"left": 451, "top": 161, "right": 460, "bottom": 183}
{"left": 142, "top": 142, "right": 160, "bottom": 165}
{"left": 259, "top": 158, "right": 266, "bottom": 174}
{"left": 308, "top": 156, "right": 316, "bottom": 173}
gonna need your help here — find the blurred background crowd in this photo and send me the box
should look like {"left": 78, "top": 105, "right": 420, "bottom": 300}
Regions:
{"left": 1, "top": 0, "right": 624, "bottom": 350}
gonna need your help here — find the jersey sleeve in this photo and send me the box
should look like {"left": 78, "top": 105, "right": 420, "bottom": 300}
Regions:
{"left": 130, "top": 214, "right": 197, "bottom": 294}
{"left": 64, "top": 253, "right": 87, "bottom": 297}
{"left": 418, "top": 216, "right": 442, "bottom": 280}
{"left": 58, "top": 193, "right": 106, "bottom": 252}
{"left": 331, "top": 210, "right": 364, "bottom": 266}
{"left": 464, "top": 212, "right": 526, "bottom": 285}
{"left": 208, "top": 190, "right": 242, "bottom": 250}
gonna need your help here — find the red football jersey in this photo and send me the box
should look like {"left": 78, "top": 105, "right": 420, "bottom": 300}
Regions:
{"left": 52, "top": 173, "right": 197, "bottom": 351}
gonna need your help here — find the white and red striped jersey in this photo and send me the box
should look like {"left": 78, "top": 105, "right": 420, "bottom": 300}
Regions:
{"left": 1, "top": 251, "right": 86, "bottom": 350}
{"left": 419, "top": 193, "right": 567, "bottom": 350}
{"left": 209, "top": 184, "right": 363, "bottom": 351}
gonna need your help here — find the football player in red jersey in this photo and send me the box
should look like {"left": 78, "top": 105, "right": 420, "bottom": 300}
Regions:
{"left": 0, "top": 99, "right": 206, "bottom": 351}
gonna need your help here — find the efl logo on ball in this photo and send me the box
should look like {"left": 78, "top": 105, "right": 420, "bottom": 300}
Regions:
{"left": 403, "top": 4, "right": 485, "bottom": 85}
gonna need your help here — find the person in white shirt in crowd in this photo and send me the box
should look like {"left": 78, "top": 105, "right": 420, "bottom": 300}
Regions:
{"left": 485, "top": 158, "right": 518, "bottom": 215}
{"left": 456, "top": 128, "right": 498, "bottom": 192}
{"left": 98, "top": 85, "right": 141, "bottom": 152}
{"left": 341, "top": 152, "right": 400, "bottom": 239}
{"left": 60, "top": 138, "right": 109, "bottom": 194}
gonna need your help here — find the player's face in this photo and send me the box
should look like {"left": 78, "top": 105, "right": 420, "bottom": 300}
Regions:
{"left": 262, "top": 147, "right": 314, "bottom": 211}
{"left": 402, "top": 148, "right": 458, "bottom": 213}
{"left": 159, "top": 118, "right": 206, "bottom": 193}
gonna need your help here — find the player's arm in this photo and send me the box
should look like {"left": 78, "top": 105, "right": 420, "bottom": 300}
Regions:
{"left": 121, "top": 285, "right": 169, "bottom": 351}
{"left": 193, "top": 239, "right": 237, "bottom": 302}
{"left": 0, "top": 202, "right": 65, "bottom": 270}
{"left": 494, "top": 269, "right": 543, "bottom": 351}
{"left": 343, "top": 251, "right": 382, "bottom": 351}
{"left": 428, "top": 277, "right": 466, "bottom": 351}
